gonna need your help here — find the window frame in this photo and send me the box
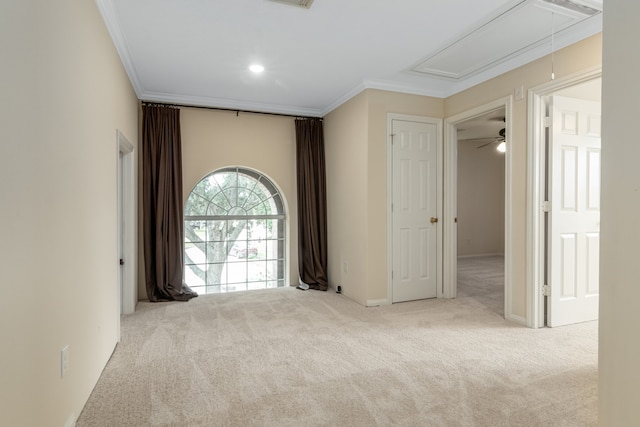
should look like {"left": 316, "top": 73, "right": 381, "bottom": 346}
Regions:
{"left": 184, "top": 167, "right": 286, "bottom": 294}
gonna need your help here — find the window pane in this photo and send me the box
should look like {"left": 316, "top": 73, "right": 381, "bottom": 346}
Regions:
{"left": 226, "top": 261, "right": 247, "bottom": 283}
{"left": 190, "top": 285, "right": 206, "bottom": 295}
{"left": 266, "top": 280, "right": 278, "bottom": 289}
{"left": 266, "top": 240, "right": 278, "bottom": 260}
{"left": 247, "top": 260, "right": 266, "bottom": 282}
{"left": 185, "top": 221, "right": 206, "bottom": 242}
{"left": 248, "top": 219, "right": 267, "bottom": 240}
{"left": 277, "top": 219, "right": 285, "bottom": 239}
{"left": 278, "top": 260, "right": 284, "bottom": 279}
{"left": 206, "top": 241, "right": 228, "bottom": 264}
{"left": 185, "top": 194, "right": 209, "bottom": 216}
{"left": 248, "top": 281, "right": 266, "bottom": 290}
{"left": 206, "top": 220, "right": 226, "bottom": 242}
{"left": 251, "top": 240, "right": 267, "bottom": 260}
{"left": 206, "top": 285, "right": 221, "bottom": 294}
{"left": 211, "top": 191, "right": 231, "bottom": 213}
{"left": 266, "top": 260, "right": 279, "bottom": 280}
{"left": 185, "top": 264, "right": 205, "bottom": 287}
{"left": 206, "top": 263, "right": 226, "bottom": 286}
{"left": 185, "top": 242, "right": 206, "bottom": 265}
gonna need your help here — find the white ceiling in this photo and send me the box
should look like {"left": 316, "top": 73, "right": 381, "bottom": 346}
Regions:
{"left": 97, "top": 0, "right": 602, "bottom": 117}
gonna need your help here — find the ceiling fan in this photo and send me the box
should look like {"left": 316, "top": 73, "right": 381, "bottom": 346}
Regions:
{"left": 470, "top": 127, "right": 506, "bottom": 149}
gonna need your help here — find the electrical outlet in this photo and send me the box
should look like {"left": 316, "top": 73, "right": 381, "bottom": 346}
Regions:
{"left": 343, "top": 261, "right": 349, "bottom": 273}
{"left": 61, "top": 345, "right": 69, "bottom": 378}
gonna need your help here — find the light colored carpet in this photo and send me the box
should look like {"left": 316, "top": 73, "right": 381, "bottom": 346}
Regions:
{"left": 457, "top": 255, "right": 505, "bottom": 316}
{"left": 77, "top": 261, "right": 597, "bottom": 426}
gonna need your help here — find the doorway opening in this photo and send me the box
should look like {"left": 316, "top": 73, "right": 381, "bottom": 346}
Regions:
{"left": 443, "top": 97, "right": 516, "bottom": 321}
{"left": 456, "top": 108, "right": 506, "bottom": 316}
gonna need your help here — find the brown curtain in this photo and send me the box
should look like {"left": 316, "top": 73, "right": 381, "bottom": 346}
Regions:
{"left": 295, "top": 118, "right": 328, "bottom": 291}
{"left": 142, "top": 104, "right": 197, "bottom": 302}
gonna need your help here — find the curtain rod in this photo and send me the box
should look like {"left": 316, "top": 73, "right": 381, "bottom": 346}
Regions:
{"left": 141, "top": 101, "right": 322, "bottom": 120}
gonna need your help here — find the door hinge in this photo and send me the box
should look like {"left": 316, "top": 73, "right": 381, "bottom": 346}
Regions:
{"left": 544, "top": 116, "right": 552, "bottom": 128}
{"left": 542, "top": 201, "right": 551, "bottom": 212}
{"left": 542, "top": 284, "right": 550, "bottom": 296}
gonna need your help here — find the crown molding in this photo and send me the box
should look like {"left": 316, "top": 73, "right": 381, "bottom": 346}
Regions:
{"left": 95, "top": 0, "right": 144, "bottom": 98}
{"left": 141, "top": 91, "right": 324, "bottom": 118}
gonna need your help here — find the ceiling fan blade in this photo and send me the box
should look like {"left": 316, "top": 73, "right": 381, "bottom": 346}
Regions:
{"left": 460, "top": 137, "right": 499, "bottom": 142}
{"left": 475, "top": 140, "right": 497, "bottom": 149}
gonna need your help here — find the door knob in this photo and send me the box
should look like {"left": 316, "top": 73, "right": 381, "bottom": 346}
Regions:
{"left": 430, "top": 217, "right": 438, "bottom": 224}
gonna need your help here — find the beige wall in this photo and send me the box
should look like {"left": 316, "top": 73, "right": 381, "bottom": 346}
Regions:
{"left": 445, "top": 34, "right": 602, "bottom": 318}
{"left": 324, "top": 90, "right": 444, "bottom": 304}
{"left": 599, "top": 1, "right": 640, "bottom": 424}
{"left": 457, "top": 142, "right": 505, "bottom": 256}
{"left": 178, "top": 108, "right": 299, "bottom": 292}
{"left": 0, "top": 0, "right": 139, "bottom": 425}
{"left": 324, "top": 91, "right": 370, "bottom": 305}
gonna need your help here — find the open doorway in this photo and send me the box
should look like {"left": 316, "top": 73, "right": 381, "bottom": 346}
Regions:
{"left": 443, "top": 96, "right": 515, "bottom": 321}
{"left": 456, "top": 108, "right": 506, "bottom": 316}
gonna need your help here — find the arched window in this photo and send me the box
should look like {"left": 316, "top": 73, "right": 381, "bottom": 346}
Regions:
{"left": 184, "top": 167, "right": 286, "bottom": 294}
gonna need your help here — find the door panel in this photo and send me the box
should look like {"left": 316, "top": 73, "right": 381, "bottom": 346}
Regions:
{"left": 548, "top": 96, "right": 601, "bottom": 327}
{"left": 392, "top": 120, "right": 438, "bottom": 302}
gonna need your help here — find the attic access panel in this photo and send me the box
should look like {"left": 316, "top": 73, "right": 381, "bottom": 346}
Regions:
{"left": 412, "top": 0, "right": 601, "bottom": 80}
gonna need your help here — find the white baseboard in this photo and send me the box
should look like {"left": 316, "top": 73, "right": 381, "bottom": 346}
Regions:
{"left": 457, "top": 253, "right": 505, "bottom": 259}
{"left": 63, "top": 413, "right": 76, "bottom": 427}
{"left": 506, "top": 313, "right": 527, "bottom": 326}
{"left": 366, "top": 298, "right": 390, "bottom": 307}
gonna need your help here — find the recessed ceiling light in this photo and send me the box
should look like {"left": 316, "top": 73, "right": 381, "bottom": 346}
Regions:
{"left": 249, "top": 64, "right": 265, "bottom": 73}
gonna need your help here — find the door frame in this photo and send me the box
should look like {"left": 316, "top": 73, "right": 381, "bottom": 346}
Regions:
{"left": 526, "top": 66, "right": 602, "bottom": 328}
{"left": 443, "top": 96, "right": 516, "bottom": 320}
{"left": 117, "top": 129, "right": 136, "bottom": 323}
{"left": 386, "top": 114, "right": 443, "bottom": 304}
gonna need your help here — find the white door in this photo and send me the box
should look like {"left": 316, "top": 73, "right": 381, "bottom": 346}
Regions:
{"left": 118, "top": 150, "right": 124, "bottom": 315}
{"left": 392, "top": 120, "right": 438, "bottom": 302}
{"left": 548, "top": 96, "right": 601, "bottom": 327}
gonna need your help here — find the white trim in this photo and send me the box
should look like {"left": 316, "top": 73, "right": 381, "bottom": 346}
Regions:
{"left": 366, "top": 299, "right": 391, "bottom": 307}
{"left": 457, "top": 253, "right": 505, "bottom": 259}
{"left": 320, "top": 83, "right": 367, "bottom": 117}
{"left": 386, "top": 114, "right": 443, "bottom": 303}
{"left": 363, "top": 78, "right": 450, "bottom": 99}
{"left": 526, "top": 66, "right": 602, "bottom": 328}
{"left": 508, "top": 314, "right": 527, "bottom": 326}
{"left": 443, "top": 96, "right": 515, "bottom": 320}
{"left": 117, "top": 130, "right": 136, "bottom": 323}
{"left": 95, "top": 0, "right": 143, "bottom": 98}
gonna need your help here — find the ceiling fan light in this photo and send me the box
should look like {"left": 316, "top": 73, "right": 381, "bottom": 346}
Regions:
{"left": 497, "top": 141, "right": 506, "bottom": 153}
